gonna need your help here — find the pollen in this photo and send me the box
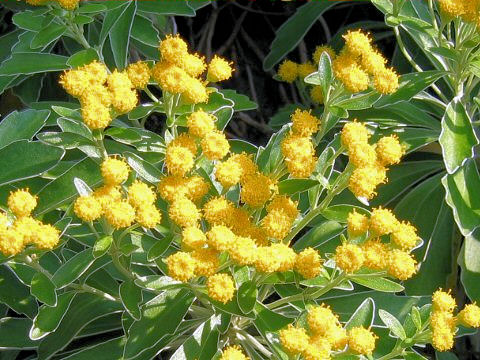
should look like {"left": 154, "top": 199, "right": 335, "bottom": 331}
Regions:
{"left": 279, "top": 324, "right": 310, "bottom": 355}
{"left": 458, "top": 303, "right": 480, "bottom": 328}
{"left": 126, "top": 61, "right": 151, "bottom": 89}
{"left": 127, "top": 180, "right": 156, "bottom": 208}
{"left": 386, "top": 249, "right": 417, "bottom": 280}
{"left": 165, "top": 144, "right": 195, "bottom": 177}
{"left": 228, "top": 236, "right": 257, "bottom": 266}
{"left": 219, "top": 345, "right": 249, "bottom": 360}
{"left": 180, "top": 53, "right": 206, "bottom": 78}
{"left": 159, "top": 34, "right": 189, "bottom": 64}
{"left": 241, "top": 173, "right": 274, "bottom": 207}
{"left": 369, "top": 207, "right": 399, "bottom": 236}
{"left": 135, "top": 204, "right": 162, "bottom": 228}
{"left": 206, "top": 225, "right": 235, "bottom": 252}
{"left": 391, "top": 221, "right": 419, "bottom": 251}
{"left": 215, "top": 159, "right": 243, "bottom": 189}
{"left": 374, "top": 67, "right": 400, "bottom": 94}
{"left": 181, "top": 226, "right": 207, "bottom": 251}
{"left": 432, "top": 289, "right": 457, "bottom": 313}
{"left": 192, "top": 248, "right": 219, "bottom": 277}
{"left": 308, "top": 304, "right": 339, "bottom": 336}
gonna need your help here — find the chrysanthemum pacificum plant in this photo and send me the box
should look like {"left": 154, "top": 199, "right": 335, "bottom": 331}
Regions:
{"left": 0, "top": 18, "right": 472, "bottom": 358}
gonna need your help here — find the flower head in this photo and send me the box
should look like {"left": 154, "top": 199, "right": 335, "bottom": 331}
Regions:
{"left": 374, "top": 68, "right": 399, "bottom": 94}
{"left": 347, "top": 327, "right": 377, "bottom": 355}
{"left": 74, "top": 195, "right": 103, "bottom": 222}
{"left": 361, "top": 239, "right": 389, "bottom": 270}
{"left": 166, "top": 251, "right": 196, "bottom": 282}
{"left": 215, "top": 159, "right": 242, "bottom": 189}
{"left": 152, "top": 62, "right": 188, "bottom": 94}
{"left": 169, "top": 197, "right": 200, "bottom": 228}
{"left": 207, "top": 55, "right": 234, "bottom": 82}
{"left": 203, "top": 197, "right": 235, "bottom": 226}
{"left": 432, "top": 289, "right": 457, "bottom": 313}
{"left": 180, "top": 53, "right": 206, "bottom": 78}
{"left": 182, "top": 76, "right": 208, "bottom": 104}
{"left": 34, "top": 224, "right": 60, "bottom": 250}
{"left": 104, "top": 201, "right": 136, "bottom": 229}
{"left": 165, "top": 144, "right": 195, "bottom": 177}
{"left": 369, "top": 208, "right": 399, "bottom": 236}
{"left": 201, "top": 130, "right": 230, "bottom": 160}
{"left": 181, "top": 226, "right": 206, "bottom": 251}
{"left": 187, "top": 110, "right": 216, "bottom": 138}
{"left": 335, "top": 243, "right": 364, "bottom": 273}
{"left": 135, "top": 204, "right": 161, "bottom": 228}
{"left": 295, "top": 247, "right": 323, "bottom": 279}
{"left": 0, "top": 229, "right": 25, "bottom": 256}
{"left": 207, "top": 273, "right": 235, "bottom": 303}
{"left": 127, "top": 181, "right": 156, "bottom": 208}
{"left": 8, "top": 189, "right": 37, "bottom": 218}
{"left": 101, "top": 157, "right": 130, "bottom": 185}
{"left": 308, "top": 304, "right": 339, "bottom": 336}
{"left": 391, "top": 221, "right": 418, "bottom": 251}
{"left": 206, "top": 225, "right": 235, "bottom": 252}
{"left": 291, "top": 109, "right": 320, "bottom": 137}
{"left": 458, "top": 303, "right": 480, "bottom": 328}
{"left": 278, "top": 60, "right": 298, "bottom": 83}
{"left": 313, "top": 45, "right": 336, "bottom": 63}
{"left": 126, "top": 61, "right": 151, "bottom": 89}
{"left": 348, "top": 142, "right": 377, "bottom": 168}
{"left": 219, "top": 345, "right": 249, "bottom": 360}
{"left": 228, "top": 236, "right": 257, "bottom": 266}
{"left": 347, "top": 210, "right": 369, "bottom": 237}
{"left": 376, "top": 135, "right": 404, "bottom": 166}
{"left": 159, "top": 34, "right": 188, "bottom": 64}
{"left": 343, "top": 30, "right": 373, "bottom": 58}
{"left": 310, "top": 86, "right": 324, "bottom": 105}
{"left": 298, "top": 62, "right": 316, "bottom": 78}
{"left": 279, "top": 324, "right": 310, "bottom": 355}
{"left": 241, "top": 173, "right": 274, "bottom": 207}
{"left": 341, "top": 120, "right": 370, "bottom": 149}
{"left": 192, "top": 248, "right": 219, "bottom": 277}
{"left": 387, "top": 249, "right": 417, "bottom": 280}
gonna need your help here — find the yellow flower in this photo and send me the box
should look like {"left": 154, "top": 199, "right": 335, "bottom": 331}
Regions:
{"left": 201, "top": 130, "right": 230, "bottom": 160}
{"left": 361, "top": 239, "right": 389, "bottom": 270}
{"left": 93, "top": 185, "right": 123, "bottom": 209}
{"left": 360, "top": 49, "right": 387, "bottom": 76}
{"left": 82, "top": 61, "right": 108, "bottom": 84}
{"left": 335, "top": 243, "right": 364, "bottom": 273}
{"left": 187, "top": 110, "right": 216, "bottom": 138}
{"left": 107, "top": 70, "right": 138, "bottom": 113}
{"left": 59, "top": 69, "right": 90, "bottom": 97}
{"left": 347, "top": 210, "right": 369, "bottom": 237}
{"left": 14, "top": 216, "right": 41, "bottom": 244}
{"left": 347, "top": 327, "right": 377, "bottom": 355}
{"left": 281, "top": 132, "right": 315, "bottom": 162}
{"left": 295, "top": 247, "right": 323, "bottom": 279}
{"left": 171, "top": 133, "right": 198, "bottom": 156}
{"left": 348, "top": 166, "right": 381, "bottom": 199}
{"left": 310, "top": 86, "right": 324, "bottom": 105}
{"left": 127, "top": 181, "right": 156, "bottom": 208}
{"left": 374, "top": 67, "right": 399, "bottom": 94}
{"left": 308, "top": 304, "right": 339, "bottom": 336}
{"left": 271, "top": 243, "right": 297, "bottom": 272}
{"left": 207, "top": 55, "right": 234, "bottom": 82}
{"left": 203, "top": 197, "right": 235, "bottom": 226}
{"left": 180, "top": 53, "right": 206, "bottom": 78}
{"left": 302, "top": 336, "right": 331, "bottom": 360}
{"left": 207, "top": 273, "right": 235, "bottom": 303}
{"left": 135, "top": 204, "right": 161, "bottom": 228}
{"left": 285, "top": 156, "right": 318, "bottom": 179}
{"left": 254, "top": 246, "right": 282, "bottom": 273}
{"left": 341, "top": 120, "right": 370, "bottom": 149}
{"left": 325, "top": 325, "right": 348, "bottom": 350}
{"left": 432, "top": 289, "right": 457, "bottom": 313}
{"left": 438, "top": 0, "right": 466, "bottom": 18}
{"left": 431, "top": 311, "right": 456, "bottom": 331}
{"left": 181, "top": 226, "right": 206, "bottom": 251}
{"left": 184, "top": 175, "right": 210, "bottom": 202}
{"left": 80, "top": 84, "right": 112, "bottom": 108}
{"left": 74, "top": 195, "right": 103, "bottom": 222}
{"left": 348, "top": 142, "right": 377, "bottom": 168}
{"left": 192, "top": 248, "right": 219, "bottom": 277}
{"left": 267, "top": 195, "right": 299, "bottom": 220}
{"left": 312, "top": 45, "right": 336, "bottom": 63}
{"left": 228, "top": 236, "right": 257, "bottom": 266}
{"left": 369, "top": 207, "right": 399, "bottom": 236}
{"left": 152, "top": 62, "right": 188, "bottom": 94}
{"left": 165, "top": 144, "right": 195, "bottom": 177}
{"left": 262, "top": 209, "right": 294, "bottom": 240}
{"left": 0, "top": 212, "right": 9, "bottom": 229}
{"left": 298, "top": 62, "right": 316, "bottom": 79}
{"left": 104, "top": 201, "right": 136, "bottom": 229}
{"left": 34, "top": 224, "right": 60, "bottom": 250}
{"left": 431, "top": 327, "right": 455, "bottom": 352}
{"left": 219, "top": 345, "right": 249, "bottom": 360}
{"left": 277, "top": 60, "right": 298, "bottom": 83}
{"left": 0, "top": 229, "right": 25, "bottom": 256}
{"left": 229, "top": 153, "right": 258, "bottom": 183}
{"left": 386, "top": 249, "right": 417, "bottom": 280}
{"left": 241, "top": 173, "right": 274, "bottom": 207}
{"left": 157, "top": 176, "right": 187, "bottom": 203}
{"left": 458, "top": 303, "right": 480, "bottom": 328}
{"left": 279, "top": 324, "right": 310, "bottom": 355}
{"left": 291, "top": 109, "right": 320, "bottom": 137}
{"left": 182, "top": 76, "right": 209, "bottom": 104}
{"left": 391, "top": 221, "right": 418, "bottom": 251}
{"left": 215, "top": 159, "right": 242, "bottom": 189}
{"left": 206, "top": 225, "right": 235, "bottom": 252}
{"left": 166, "top": 251, "right": 196, "bottom": 282}
{"left": 8, "top": 189, "right": 37, "bottom": 218}
{"left": 343, "top": 30, "right": 373, "bottom": 58}
{"left": 81, "top": 98, "right": 112, "bottom": 130}
{"left": 101, "top": 157, "right": 130, "bottom": 185}
{"left": 57, "top": 0, "right": 79, "bottom": 10}
{"left": 169, "top": 197, "right": 200, "bottom": 228}
{"left": 375, "top": 135, "right": 405, "bottom": 166}
{"left": 338, "top": 62, "right": 370, "bottom": 93}
{"left": 159, "top": 34, "right": 189, "bottom": 64}
{"left": 126, "top": 61, "right": 151, "bottom": 89}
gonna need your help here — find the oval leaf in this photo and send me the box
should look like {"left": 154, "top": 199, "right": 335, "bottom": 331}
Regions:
{"left": 31, "top": 272, "right": 57, "bottom": 306}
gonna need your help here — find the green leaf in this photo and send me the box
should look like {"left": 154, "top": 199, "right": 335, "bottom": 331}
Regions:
{"left": 62, "top": 337, "right": 125, "bottom": 360}
{"left": 77, "top": 3, "right": 107, "bottom": 13}
{"left": 136, "top": 1, "right": 196, "bottom": 15}
{"left": 411, "top": 306, "right": 422, "bottom": 331}
{"left": 51, "top": 249, "right": 95, "bottom": 288}
{"left": 350, "top": 276, "right": 404, "bottom": 293}
{"left": 459, "top": 241, "right": 480, "bottom": 302}
{"left": 123, "top": 289, "right": 195, "bottom": 359}
{"left": 0, "top": 318, "right": 38, "bottom": 349}
{"left": 436, "top": 352, "right": 459, "bottom": 360}
{"left": 93, "top": 236, "right": 113, "bottom": 258}
{"left": 67, "top": 48, "right": 99, "bottom": 68}
{"left": 37, "top": 292, "right": 122, "bottom": 360}
{"left": 278, "top": 179, "right": 319, "bottom": 195}
{"left": 0, "top": 266, "right": 37, "bottom": 318}
{"left": 374, "top": 71, "right": 446, "bottom": 108}
{"left": 229, "top": 139, "right": 258, "bottom": 155}
{"left": 105, "top": 127, "right": 142, "bottom": 144}
{"left": 128, "top": 104, "right": 162, "bottom": 120}
{"left": 237, "top": 281, "right": 257, "bottom": 314}
{"left": 439, "top": 100, "right": 478, "bottom": 174}
{"left": 30, "top": 291, "right": 76, "bottom": 340}
{"left": 263, "top": 1, "right": 335, "bottom": 70}
{"left": 57, "top": 117, "right": 93, "bottom": 140}
{"left": 335, "top": 90, "right": 381, "bottom": 110}
{"left": 120, "top": 279, "right": 143, "bottom": 321}
{"left": 292, "top": 220, "right": 344, "bottom": 252}
{"left": 125, "top": 152, "right": 162, "bottom": 184}
{"left": 30, "top": 272, "right": 56, "bottom": 306}
{"left": 345, "top": 297, "right": 375, "bottom": 330}
{"left": 442, "top": 160, "right": 480, "bottom": 236}
{"left": 0, "top": 109, "right": 49, "bottom": 148}
{"left": 463, "top": 229, "right": 480, "bottom": 274}
{"left": 0, "top": 140, "right": 64, "bottom": 187}
{"left": 220, "top": 89, "right": 258, "bottom": 111}
{"left": 37, "top": 132, "right": 95, "bottom": 149}
{"left": 30, "top": 23, "right": 66, "bottom": 49}
{"left": 0, "top": 52, "right": 69, "bottom": 75}
{"left": 378, "top": 309, "right": 407, "bottom": 340}
{"left": 147, "top": 236, "right": 173, "bottom": 261}
{"left": 35, "top": 157, "right": 103, "bottom": 215}
{"left": 12, "top": 11, "right": 49, "bottom": 31}
{"left": 318, "top": 52, "right": 333, "bottom": 98}
{"left": 131, "top": 14, "right": 160, "bottom": 47}
{"left": 109, "top": 1, "right": 136, "bottom": 69}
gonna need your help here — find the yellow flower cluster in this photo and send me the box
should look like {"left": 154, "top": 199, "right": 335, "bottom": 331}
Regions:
{"left": 429, "top": 289, "right": 480, "bottom": 351}
{"left": 25, "top": 0, "right": 79, "bottom": 10}
{"left": 219, "top": 345, "right": 250, "bottom": 360}
{"left": 438, "top": 0, "right": 480, "bottom": 26}
{"left": 74, "top": 157, "right": 161, "bottom": 229}
{"left": 0, "top": 189, "right": 60, "bottom": 256}
{"left": 60, "top": 61, "right": 144, "bottom": 129}
{"left": 152, "top": 35, "right": 233, "bottom": 104}
{"left": 332, "top": 30, "right": 399, "bottom": 94}
{"left": 335, "top": 208, "right": 418, "bottom": 280}
{"left": 279, "top": 304, "right": 377, "bottom": 358}
{"left": 277, "top": 45, "right": 336, "bottom": 104}
{"left": 342, "top": 120, "right": 405, "bottom": 200}
{"left": 281, "top": 109, "right": 321, "bottom": 178}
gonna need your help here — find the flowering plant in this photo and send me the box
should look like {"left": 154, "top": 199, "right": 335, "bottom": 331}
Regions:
{"left": 0, "top": 1, "right": 479, "bottom": 359}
